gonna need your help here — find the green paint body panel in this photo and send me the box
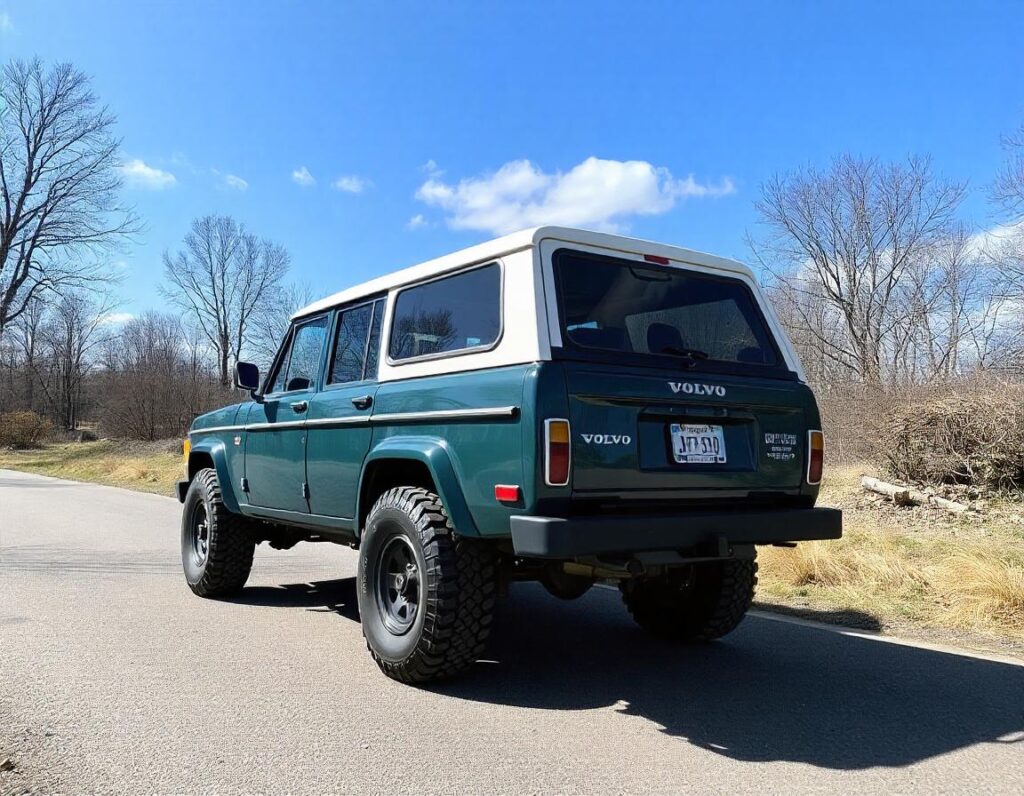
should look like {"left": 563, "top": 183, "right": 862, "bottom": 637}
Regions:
{"left": 184, "top": 359, "right": 824, "bottom": 545}
{"left": 364, "top": 364, "right": 533, "bottom": 537}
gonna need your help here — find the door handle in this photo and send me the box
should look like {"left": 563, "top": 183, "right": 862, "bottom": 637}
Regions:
{"left": 290, "top": 400, "right": 308, "bottom": 413}
{"left": 351, "top": 395, "right": 373, "bottom": 410}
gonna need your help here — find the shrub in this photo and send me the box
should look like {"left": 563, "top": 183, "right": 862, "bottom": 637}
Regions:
{"left": 0, "top": 411, "right": 54, "bottom": 449}
{"left": 885, "top": 382, "right": 1024, "bottom": 490}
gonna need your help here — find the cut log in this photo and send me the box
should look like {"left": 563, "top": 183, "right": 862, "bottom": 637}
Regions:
{"left": 860, "top": 476, "right": 970, "bottom": 514}
{"left": 861, "top": 476, "right": 914, "bottom": 506}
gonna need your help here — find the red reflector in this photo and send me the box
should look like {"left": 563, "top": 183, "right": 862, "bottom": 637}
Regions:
{"left": 494, "top": 484, "right": 520, "bottom": 502}
{"left": 643, "top": 254, "right": 670, "bottom": 265}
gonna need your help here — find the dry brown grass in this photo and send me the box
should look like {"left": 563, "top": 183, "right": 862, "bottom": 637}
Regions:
{"left": 759, "top": 463, "right": 1024, "bottom": 644}
{"left": 0, "top": 439, "right": 181, "bottom": 496}
{"left": 933, "top": 552, "right": 1024, "bottom": 631}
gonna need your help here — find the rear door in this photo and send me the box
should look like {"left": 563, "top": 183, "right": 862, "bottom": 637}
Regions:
{"left": 545, "top": 245, "right": 810, "bottom": 498}
{"left": 305, "top": 297, "right": 385, "bottom": 518}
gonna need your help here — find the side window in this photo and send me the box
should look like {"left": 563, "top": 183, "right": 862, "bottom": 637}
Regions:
{"left": 388, "top": 263, "right": 501, "bottom": 361}
{"left": 267, "top": 329, "right": 294, "bottom": 394}
{"left": 329, "top": 299, "right": 385, "bottom": 384}
{"left": 269, "top": 316, "right": 328, "bottom": 393}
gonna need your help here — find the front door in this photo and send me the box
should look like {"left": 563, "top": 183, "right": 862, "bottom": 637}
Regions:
{"left": 245, "top": 314, "right": 329, "bottom": 512}
{"left": 306, "top": 298, "right": 384, "bottom": 518}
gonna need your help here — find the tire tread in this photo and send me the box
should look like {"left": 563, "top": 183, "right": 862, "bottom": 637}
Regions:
{"left": 364, "top": 487, "right": 496, "bottom": 683}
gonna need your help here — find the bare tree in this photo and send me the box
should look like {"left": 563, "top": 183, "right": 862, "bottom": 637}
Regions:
{"left": 0, "top": 58, "right": 135, "bottom": 339}
{"left": 160, "top": 214, "right": 290, "bottom": 386}
{"left": 750, "top": 155, "right": 966, "bottom": 383}
{"left": 992, "top": 123, "right": 1024, "bottom": 218}
{"left": 984, "top": 122, "right": 1024, "bottom": 373}
{"left": 98, "top": 312, "right": 224, "bottom": 439}
{"left": 245, "top": 281, "right": 313, "bottom": 372}
{"left": 36, "top": 292, "right": 114, "bottom": 429}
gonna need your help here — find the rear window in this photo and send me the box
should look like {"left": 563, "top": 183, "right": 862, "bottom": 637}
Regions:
{"left": 389, "top": 263, "right": 501, "bottom": 362}
{"left": 553, "top": 249, "right": 783, "bottom": 371}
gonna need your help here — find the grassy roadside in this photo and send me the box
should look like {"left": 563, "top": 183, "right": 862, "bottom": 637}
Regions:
{"left": 0, "top": 439, "right": 182, "bottom": 496}
{"left": 757, "top": 464, "right": 1024, "bottom": 653}
{"left": 3, "top": 442, "right": 1024, "bottom": 653}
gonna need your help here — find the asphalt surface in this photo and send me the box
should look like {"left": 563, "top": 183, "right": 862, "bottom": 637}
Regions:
{"left": 2, "top": 469, "right": 1023, "bottom": 794}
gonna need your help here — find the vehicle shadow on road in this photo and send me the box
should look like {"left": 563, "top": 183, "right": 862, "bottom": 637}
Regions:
{"left": 229, "top": 576, "right": 1024, "bottom": 770}
{"left": 228, "top": 578, "right": 360, "bottom": 621}
{"left": 437, "top": 583, "right": 1024, "bottom": 771}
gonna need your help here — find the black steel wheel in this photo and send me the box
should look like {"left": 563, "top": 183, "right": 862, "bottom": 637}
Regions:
{"left": 375, "top": 535, "right": 421, "bottom": 635}
{"left": 181, "top": 468, "right": 255, "bottom": 598}
{"left": 188, "top": 502, "right": 210, "bottom": 568}
{"left": 358, "top": 486, "right": 496, "bottom": 684}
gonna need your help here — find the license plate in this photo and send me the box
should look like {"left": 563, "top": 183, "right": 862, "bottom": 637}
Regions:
{"left": 670, "top": 423, "right": 727, "bottom": 464}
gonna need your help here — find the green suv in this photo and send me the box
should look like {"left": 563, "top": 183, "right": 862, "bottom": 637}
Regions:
{"left": 177, "top": 226, "right": 841, "bottom": 683}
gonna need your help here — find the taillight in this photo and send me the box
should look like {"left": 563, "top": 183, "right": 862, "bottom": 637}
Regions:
{"left": 545, "top": 419, "right": 571, "bottom": 486}
{"left": 807, "top": 430, "right": 824, "bottom": 485}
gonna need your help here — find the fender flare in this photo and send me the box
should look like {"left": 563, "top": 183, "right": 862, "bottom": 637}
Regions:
{"left": 187, "top": 438, "right": 241, "bottom": 514}
{"left": 357, "top": 436, "right": 479, "bottom": 538}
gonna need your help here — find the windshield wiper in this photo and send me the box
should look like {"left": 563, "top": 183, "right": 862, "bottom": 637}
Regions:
{"left": 658, "top": 345, "right": 710, "bottom": 361}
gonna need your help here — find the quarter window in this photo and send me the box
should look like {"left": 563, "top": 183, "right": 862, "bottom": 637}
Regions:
{"left": 389, "top": 263, "right": 501, "bottom": 361}
{"left": 268, "top": 316, "right": 328, "bottom": 393}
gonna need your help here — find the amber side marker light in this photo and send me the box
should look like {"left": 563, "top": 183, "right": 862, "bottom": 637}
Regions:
{"left": 182, "top": 437, "right": 191, "bottom": 477}
{"left": 545, "top": 419, "right": 571, "bottom": 486}
{"left": 807, "top": 430, "right": 824, "bottom": 485}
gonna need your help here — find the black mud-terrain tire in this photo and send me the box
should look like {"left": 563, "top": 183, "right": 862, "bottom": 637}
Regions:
{"left": 181, "top": 468, "right": 255, "bottom": 598}
{"left": 358, "top": 487, "right": 496, "bottom": 684}
{"left": 621, "top": 556, "right": 758, "bottom": 641}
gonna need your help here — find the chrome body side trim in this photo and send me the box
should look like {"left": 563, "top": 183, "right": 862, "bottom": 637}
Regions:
{"left": 303, "top": 416, "right": 372, "bottom": 428}
{"left": 369, "top": 406, "right": 518, "bottom": 424}
{"left": 246, "top": 420, "right": 307, "bottom": 432}
{"left": 189, "top": 425, "right": 246, "bottom": 435}
{"left": 188, "top": 406, "right": 519, "bottom": 435}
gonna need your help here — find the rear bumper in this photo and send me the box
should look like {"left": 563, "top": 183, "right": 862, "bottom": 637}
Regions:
{"left": 510, "top": 506, "right": 842, "bottom": 558}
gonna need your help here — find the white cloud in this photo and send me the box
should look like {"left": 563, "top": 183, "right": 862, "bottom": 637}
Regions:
{"left": 99, "top": 311, "right": 134, "bottom": 326}
{"left": 0, "top": 12, "right": 12, "bottom": 32}
{"left": 406, "top": 214, "right": 428, "bottom": 230}
{"left": 414, "top": 157, "right": 735, "bottom": 235}
{"left": 224, "top": 173, "right": 249, "bottom": 191}
{"left": 332, "top": 175, "right": 370, "bottom": 194}
{"left": 968, "top": 220, "right": 1024, "bottom": 257}
{"left": 118, "top": 159, "right": 176, "bottom": 190}
{"left": 291, "top": 166, "right": 315, "bottom": 187}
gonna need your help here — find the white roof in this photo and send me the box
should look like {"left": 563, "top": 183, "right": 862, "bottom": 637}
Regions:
{"left": 292, "top": 226, "right": 753, "bottom": 319}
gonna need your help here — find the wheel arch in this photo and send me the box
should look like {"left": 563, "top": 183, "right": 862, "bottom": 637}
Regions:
{"left": 357, "top": 437, "right": 480, "bottom": 540}
{"left": 186, "top": 439, "right": 241, "bottom": 513}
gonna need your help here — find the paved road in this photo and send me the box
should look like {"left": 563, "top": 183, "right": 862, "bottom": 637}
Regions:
{"left": 2, "top": 469, "right": 1023, "bottom": 794}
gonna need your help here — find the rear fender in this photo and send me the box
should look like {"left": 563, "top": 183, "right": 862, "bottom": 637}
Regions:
{"left": 357, "top": 437, "right": 479, "bottom": 539}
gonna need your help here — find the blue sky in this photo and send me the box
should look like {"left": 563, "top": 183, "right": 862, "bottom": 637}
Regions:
{"left": 2, "top": 1, "right": 1022, "bottom": 319}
